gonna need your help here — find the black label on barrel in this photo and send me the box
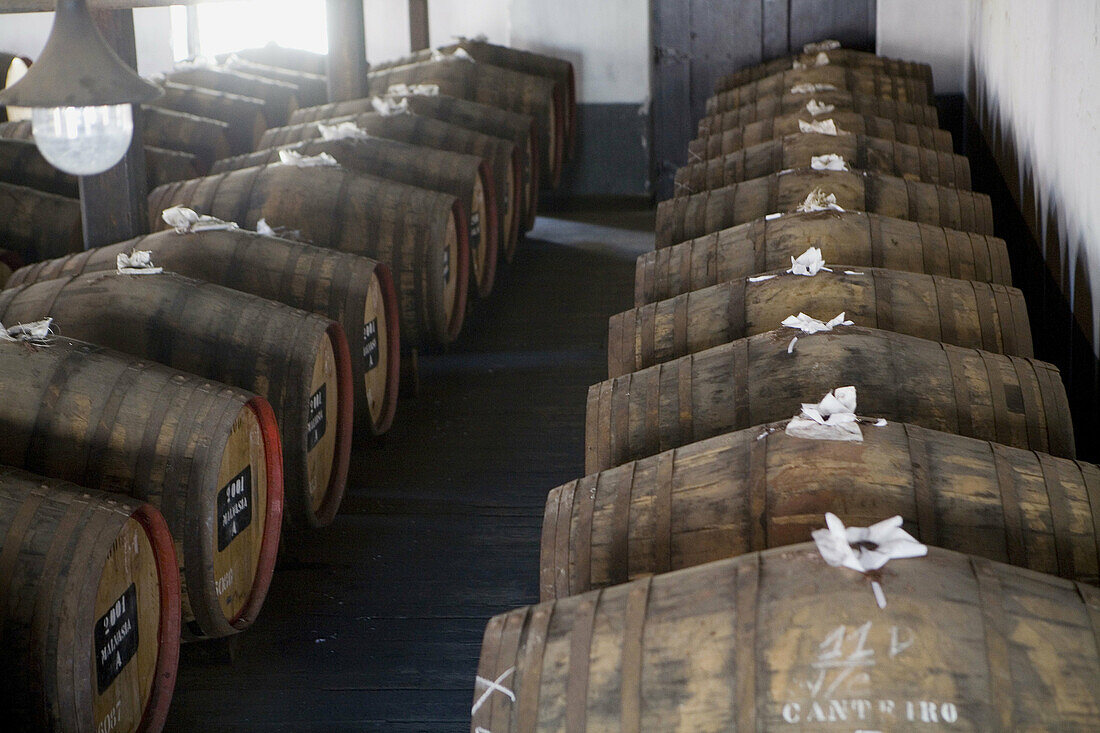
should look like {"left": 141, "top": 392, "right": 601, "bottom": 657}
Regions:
{"left": 443, "top": 244, "right": 451, "bottom": 283}
{"left": 363, "top": 318, "right": 379, "bottom": 372}
{"left": 307, "top": 384, "right": 326, "bottom": 450}
{"left": 469, "top": 210, "right": 481, "bottom": 255}
{"left": 217, "top": 465, "right": 253, "bottom": 551}
{"left": 95, "top": 583, "right": 138, "bottom": 694}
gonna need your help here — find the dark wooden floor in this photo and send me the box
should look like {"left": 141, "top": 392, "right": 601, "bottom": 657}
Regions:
{"left": 164, "top": 209, "right": 652, "bottom": 731}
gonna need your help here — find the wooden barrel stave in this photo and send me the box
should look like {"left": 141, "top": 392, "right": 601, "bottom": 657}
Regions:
{"left": 147, "top": 163, "right": 467, "bottom": 346}
{"left": 543, "top": 419, "right": 1100, "bottom": 599}
{"left": 0, "top": 123, "right": 200, "bottom": 190}
{"left": 163, "top": 66, "right": 300, "bottom": 127}
{"left": 144, "top": 146, "right": 201, "bottom": 188}
{"left": 675, "top": 132, "right": 971, "bottom": 195}
{"left": 365, "top": 58, "right": 563, "bottom": 189}
{"left": 212, "top": 136, "right": 499, "bottom": 300}
{"left": 707, "top": 65, "right": 930, "bottom": 114}
{"left": 611, "top": 266, "right": 1032, "bottom": 377}
{"left": 223, "top": 56, "right": 328, "bottom": 108}
{"left": 637, "top": 211, "right": 1013, "bottom": 305}
{"left": 0, "top": 271, "right": 353, "bottom": 532}
{"left": 0, "top": 465, "right": 180, "bottom": 733}
{"left": 260, "top": 111, "right": 519, "bottom": 270}
{"left": 0, "top": 338, "right": 283, "bottom": 639}
{"left": 8, "top": 228, "right": 401, "bottom": 436}
{"left": 218, "top": 44, "right": 327, "bottom": 76}
{"left": 585, "top": 326, "right": 1075, "bottom": 473}
{"left": 140, "top": 106, "right": 232, "bottom": 173}
{"left": 150, "top": 81, "right": 268, "bottom": 154}
{"left": 698, "top": 90, "right": 942, "bottom": 134}
{"left": 689, "top": 110, "right": 954, "bottom": 159}
{"left": 291, "top": 94, "right": 540, "bottom": 243}
{"left": 477, "top": 544, "right": 1100, "bottom": 731}
{"left": 655, "top": 169, "right": 995, "bottom": 247}
{"left": 637, "top": 212, "right": 1013, "bottom": 306}
{"left": 715, "top": 48, "right": 935, "bottom": 94}
{"left": 0, "top": 181, "right": 82, "bottom": 264}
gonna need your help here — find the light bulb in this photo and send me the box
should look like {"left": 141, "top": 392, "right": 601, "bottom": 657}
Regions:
{"left": 31, "top": 103, "right": 134, "bottom": 175}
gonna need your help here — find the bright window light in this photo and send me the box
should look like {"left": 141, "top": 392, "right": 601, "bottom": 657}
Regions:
{"left": 170, "top": 0, "right": 328, "bottom": 62}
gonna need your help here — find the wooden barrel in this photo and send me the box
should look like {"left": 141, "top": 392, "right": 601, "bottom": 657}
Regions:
{"left": 698, "top": 89, "right": 941, "bottom": 133}
{"left": 476, "top": 543, "right": 1100, "bottom": 732}
{"left": 715, "top": 47, "right": 935, "bottom": 94}
{"left": 609, "top": 267, "right": 1032, "bottom": 377}
{"left": 0, "top": 136, "right": 77, "bottom": 197}
{"left": 260, "top": 111, "right": 520, "bottom": 270}
{"left": 636, "top": 211, "right": 1013, "bottom": 305}
{"left": 655, "top": 169, "right": 995, "bottom": 247}
{"left": 0, "top": 118, "right": 31, "bottom": 139}
{"left": 675, "top": 132, "right": 971, "bottom": 194}
{"left": 147, "top": 163, "right": 468, "bottom": 346}
{"left": 0, "top": 271, "right": 354, "bottom": 532}
{"left": 366, "top": 58, "right": 564, "bottom": 188}
{"left": 9, "top": 228, "right": 401, "bottom": 436}
{"left": 0, "top": 338, "right": 283, "bottom": 640}
{"left": 707, "top": 65, "right": 931, "bottom": 115}
{"left": 371, "top": 41, "right": 576, "bottom": 158}
{"left": 0, "top": 127, "right": 197, "bottom": 190}
{"left": 211, "top": 136, "right": 499, "bottom": 300}
{"left": 0, "top": 181, "right": 82, "bottom": 264}
{"left": 0, "top": 250, "right": 19, "bottom": 287}
{"left": 143, "top": 145, "right": 200, "bottom": 188}
{"left": 163, "top": 66, "right": 300, "bottom": 127}
{"left": 223, "top": 56, "right": 328, "bottom": 108}
{"left": 689, "top": 109, "right": 953, "bottom": 159}
{"left": 150, "top": 81, "right": 268, "bottom": 153}
{"left": 291, "top": 93, "right": 542, "bottom": 235}
{"left": 140, "top": 106, "right": 232, "bottom": 173}
{"left": 544, "top": 420, "right": 1100, "bottom": 599}
{"left": 0, "top": 465, "right": 180, "bottom": 733}
{"left": 0, "top": 51, "right": 30, "bottom": 122}
{"left": 219, "top": 43, "right": 327, "bottom": 76}
{"left": 585, "top": 326, "right": 1074, "bottom": 473}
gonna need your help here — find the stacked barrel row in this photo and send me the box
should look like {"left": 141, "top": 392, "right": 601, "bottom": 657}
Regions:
{"left": 471, "top": 41, "right": 1100, "bottom": 731}
{"left": 0, "top": 40, "right": 577, "bottom": 733}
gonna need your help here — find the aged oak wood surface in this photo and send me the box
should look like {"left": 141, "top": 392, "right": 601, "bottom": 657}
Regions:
{"left": 146, "top": 163, "right": 468, "bottom": 347}
{"left": 705, "top": 64, "right": 931, "bottom": 113}
{"left": 688, "top": 110, "right": 954, "bottom": 159}
{"left": 161, "top": 215, "right": 642, "bottom": 731}
{"left": 262, "top": 111, "right": 520, "bottom": 267}
{"left": 636, "top": 210, "right": 1013, "bottom": 304}
{"left": 610, "top": 266, "right": 1032, "bottom": 377}
{"left": 212, "top": 137, "right": 500, "bottom": 300}
{"left": 543, "top": 419, "right": 1100, "bottom": 599}
{"left": 674, "top": 131, "right": 972, "bottom": 193}
{"left": 290, "top": 93, "right": 540, "bottom": 239}
{"left": 8, "top": 228, "right": 401, "bottom": 436}
{"left": 0, "top": 271, "right": 353, "bottom": 533}
{"left": 713, "top": 47, "right": 934, "bottom": 94}
{"left": 477, "top": 543, "right": 1100, "bottom": 731}
{"left": 0, "top": 338, "right": 281, "bottom": 640}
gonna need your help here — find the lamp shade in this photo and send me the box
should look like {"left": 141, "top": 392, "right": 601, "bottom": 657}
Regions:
{"left": 0, "top": 0, "right": 162, "bottom": 108}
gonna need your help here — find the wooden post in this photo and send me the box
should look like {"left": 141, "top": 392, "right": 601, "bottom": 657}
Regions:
{"left": 409, "top": 0, "right": 430, "bottom": 52}
{"left": 79, "top": 8, "right": 148, "bottom": 249}
{"left": 325, "top": 0, "right": 368, "bottom": 102}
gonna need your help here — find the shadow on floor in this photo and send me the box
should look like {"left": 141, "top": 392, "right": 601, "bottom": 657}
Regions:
{"left": 165, "top": 211, "right": 645, "bottom": 731}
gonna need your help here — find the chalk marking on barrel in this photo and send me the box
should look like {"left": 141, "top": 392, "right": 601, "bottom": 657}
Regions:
{"left": 472, "top": 667, "right": 515, "bottom": 715}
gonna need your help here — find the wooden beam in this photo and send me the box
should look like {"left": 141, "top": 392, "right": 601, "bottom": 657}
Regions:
{"left": 325, "top": 0, "right": 367, "bottom": 102}
{"left": 78, "top": 7, "right": 148, "bottom": 248}
{"left": 408, "top": 0, "right": 430, "bottom": 52}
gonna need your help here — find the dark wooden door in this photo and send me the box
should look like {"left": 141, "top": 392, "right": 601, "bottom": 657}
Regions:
{"left": 651, "top": 0, "right": 876, "bottom": 198}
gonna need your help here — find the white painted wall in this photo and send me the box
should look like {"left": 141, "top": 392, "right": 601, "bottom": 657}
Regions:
{"left": 967, "top": 0, "right": 1100, "bottom": 345}
{"left": 876, "top": 0, "right": 967, "bottom": 94}
{"left": 0, "top": 8, "right": 175, "bottom": 76}
{"left": 366, "top": 0, "right": 649, "bottom": 105}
